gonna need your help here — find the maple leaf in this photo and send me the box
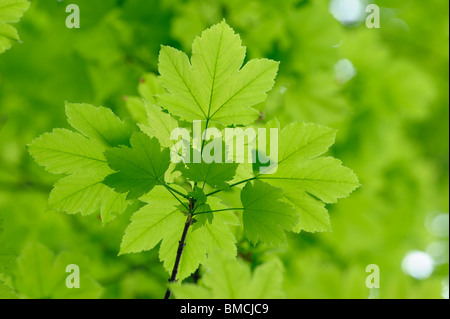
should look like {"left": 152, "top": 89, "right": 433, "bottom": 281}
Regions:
{"left": 157, "top": 20, "right": 279, "bottom": 126}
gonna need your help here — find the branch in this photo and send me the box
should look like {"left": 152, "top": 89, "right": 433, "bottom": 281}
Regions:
{"left": 164, "top": 209, "right": 193, "bottom": 299}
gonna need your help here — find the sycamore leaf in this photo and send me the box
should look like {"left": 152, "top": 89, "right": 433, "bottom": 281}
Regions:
{"left": 193, "top": 196, "right": 239, "bottom": 257}
{"left": 158, "top": 220, "right": 208, "bottom": 282}
{"left": 28, "top": 128, "right": 107, "bottom": 175}
{"left": 0, "top": 23, "right": 18, "bottom": 53}
{"left": 138, "top": 73, "right": 166, "bottom": 103}
{"left": 171, "top": 251, "right": 285, "bottom": 299}
{"left": 277, "top": 122, "right": 337, "bottom": 165}
{"left": 125, "top": 73, "right": 178, "bottom": 148}
{"left": 138, "top": 101, "right": 179, "bottom": 149}
{"left": 157, "top": 20, "right": 279, "bottom": 126}
{"left": 254, "top": 122, "right": 360, "bottom": 233}
{"left": 48, "top": 169, "right": 129, "bottom": 222}
{"left": 178, "top": 160, "right": 238, "bottom": 189}
{"left": 103, "top": 132, "right": 170, "bottom": 200}
{"left": 119, "top": 186, "right": 187, "bottom": 255}
{"left": 28, "top": 103, "right": 132, "bottom": 223}
{"left": 0, "top": 0, "right": 30, "bottom": 54}
{"left": 262, "top": 157, "right": 360, "bottom": 203}
{"left": 241, "top": 180, "right": 298, "bottom": 246}
{"left": 286, "top": 190, "right": 331, "bottom": 233}
{"left": 15, "top": 243, "right": 103, "bottom": 299}
{"left": 0, "top": 0, "right": 30, "bottom": 22}
{"left": 65, "top": 102, "right": 133, "bottom": 148}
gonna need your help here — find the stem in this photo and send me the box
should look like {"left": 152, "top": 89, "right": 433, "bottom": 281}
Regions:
{"left": 164, "top": 208, "right": 193, "bottom": 299}
{"left": 205, "top": 176, "right": 257, "bottom": 197}
{"left": 165, "top": 184, "right": 189, "bottom": 199}
{"left": 162, "top": 184, "right": 190, "bottom": 211}
{"left": 193, "top": 207, "right": 244, "bottom": 216}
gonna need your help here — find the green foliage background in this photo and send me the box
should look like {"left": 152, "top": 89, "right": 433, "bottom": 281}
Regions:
{"left": 0, "top": 0, "right": 448, "bottom": 298}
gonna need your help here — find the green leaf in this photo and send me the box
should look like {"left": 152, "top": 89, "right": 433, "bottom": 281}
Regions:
{"left": 255, "top": 122, "right": 360, "bottom": 232}
{"left": 138, "top": 101, "right": 179, "bottom": 149}
{"left": 285, "top": 190, "right": 331, "bottom": 233}
{"left": 119, "top": 186, "right": 186, "bottom": 255}
{"left": 0, "top": 0, "right": 30, "bottom": 22}
{"left": 120, "top": 186, "right": 206, "bottom": 280}
{"left": 0, "top": 277, "right": 16, "bottom": 299}
{"left": 15, "top": 243, "right": 103, "bottom": 299}
{"left": 243, "top": 259, "right": 285, "bottom": 299}
{"left": 157, "top": 20, "right": 279, "bottom": 126}
{"left": 171, "top": 251, "right": 285, "bottom": 299}
{"left": 178, "top": 159, "right": 238, "bottom": 189}
{"left": 193, "top": 196, "right": 239, "bottom": 257}
{"left": 124, "top": 73, "right": 168, "bottom": 125}
{"left": 120, "top": 188, "right": 237, "bottom": 281}
{"left": 158, "top": 220, "right": 208, "bottom": 281}
{"left": 277, "top": 122, "right": 337, "bottom": 165}
{"left": 124, "top": 96, "right": 147, "bottom": 124}
{"left": 65, "top": 102, "right": 133, "bottom": 148}
{"left": 48, "top": 168, "right": 129, "bottom": 221}
{"left": 168, "top": 283, "right": 210, "bottom": 299}
{"left": 28, "top": 104, "right": 133, "bottom": 222}
{"left": 263, "top": 157, "right": 360, "bottom": 204}
{"left": 241, "top": 180, "right": 298, "bottom": 246}
{"left": 28, "top": 128, "right": 107, "bottom": 175}
{"left": 0, "top": 23, "right": 19, "bottom": 53}
{"left": 0, "top": 0, "right": 30, "bottom": 54}
{"left": 138, "top": 73, "right": 166, "bottom": 103}
{"left": 103, "top": 132, "right": 170, "bottom": 200}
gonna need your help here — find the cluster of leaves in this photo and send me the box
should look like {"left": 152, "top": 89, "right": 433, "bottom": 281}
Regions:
{"left": 1, "top": 0, "right": 446, "bottom": 299}
{"left": 28, "top": 21, "right": 359, "bottom": 288}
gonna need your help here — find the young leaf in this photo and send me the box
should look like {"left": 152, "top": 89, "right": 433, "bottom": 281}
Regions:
{"left": 157, "top": 20, "right": 279, "bottom": 126}
{"left": 241, "top": 180, "right": 298, "bottom": 246}
{"left": 103, "top": 132, "right": 170, "bottom": 200}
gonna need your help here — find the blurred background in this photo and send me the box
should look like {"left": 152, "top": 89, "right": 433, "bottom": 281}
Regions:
{"left": 0, "top": 0, "right": 448, "bottom": 298}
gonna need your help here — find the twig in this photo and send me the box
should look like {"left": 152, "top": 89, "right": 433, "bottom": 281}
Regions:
{"left": 164, "top": 206, "right": 193, "bottom": 299}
